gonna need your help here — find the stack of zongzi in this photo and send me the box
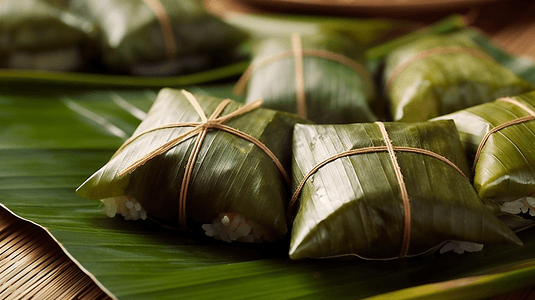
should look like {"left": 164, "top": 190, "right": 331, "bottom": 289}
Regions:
{"left": 77, "top": 88, "right": 308, "bottom": 243}
{"left": 433, "top": 90, "right": 535, "bottom": 218}
{"left": 384, "top": 31, "right": 534, "bottom": 121}
{"left": 235, "top": 33, "right": 379, "bottom": 124}
{"left": 0, "top": 0, "right": 97, "bottom": 71}
{"left": 68, "top": 0, "right": 247, "bottom": 76}
{"left": 288, "top": 120, "right": 520, "bottom": 260}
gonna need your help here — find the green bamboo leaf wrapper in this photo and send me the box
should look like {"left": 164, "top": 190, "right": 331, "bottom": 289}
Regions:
{"left": 289, "top": 120, "right": 521, "bottom": 260}
{"left": 69, "top": 0, "right": 248, "bottom": 75}
{"left": 433, "top": 90, "right": 535, "bottom": 202}
{"left": 77, "top": 88, "right": 306, "bottom": 238}
{"left": 242, "top": 33, "right": 379, "bottom": 124}
{"left": 384, "top": 31, "right": 534, "bottom": 122}
{"left": 0, "top": 0, "right": 97, "bottom": 71}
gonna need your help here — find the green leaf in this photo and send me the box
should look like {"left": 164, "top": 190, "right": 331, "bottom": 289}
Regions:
{"left": 289, "top": 121, "right": 520, "bottom": 260}
{"left": 383, "top": 30, "right": 535, "bottom": 121}
{"left": 366, "top": 14, "right": 468, "bottom": 60}
{"left": 0, "top": 61, "right": 248, "bottom": 87}
{"left": 68, "top": 0, "right": 249, "bottom": 74}
{"left": 2, "top": 84, "right": 535, "bottom": 299}
{"left": 433, "top": 91, "right": 535, "bottom": 201}
{"left": 241, "top": 33, "right": 379, "bottom": 124}
{"left": 76, "top": 88, "right": 307, "bottom": 238}
{"left": 220, "top": 12, "right": 415, "bottom": 48}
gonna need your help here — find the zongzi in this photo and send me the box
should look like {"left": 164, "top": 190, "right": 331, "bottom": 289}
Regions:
{"left": 288, "top": 121, "right": 521, "bottom": 260}
{"left": 69, "top": 0, "right": 248, "bottom": 76}
{"left": 433, "top": 91, "right": 535, "bottom": 205}
{"left": 235, "top": 33, "right": 379, "bottom": 124}
{"left": 384, "top": 31, "right": 534, "bottom": 121}
{"left": 77, "top": 88, "right": 307, "bottom": 243}
{"left": 0, "top": 0, "right": 97, "bottom": 71}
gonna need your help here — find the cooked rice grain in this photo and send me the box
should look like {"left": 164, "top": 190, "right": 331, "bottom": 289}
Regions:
{"left": 100, "top": 195, "right": 147, "bottom": 221}
{"left": 439, "top": 241, "right": 484, "bottom": 254}
{"left": 501, "top": 197, "right": 535, "bottom": 216}
{"left": 202, "top": 212, "right": 276, "bottom": 243}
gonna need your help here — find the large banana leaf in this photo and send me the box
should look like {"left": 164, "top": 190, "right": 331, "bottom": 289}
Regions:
{"left": 3, "top": 84, "right": 535, "bottom": 299}
{"left": 0, "top": 61, "right": 248, "bottom": 87}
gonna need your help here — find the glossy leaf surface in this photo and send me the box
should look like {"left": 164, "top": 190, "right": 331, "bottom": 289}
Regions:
{"left": 289, "top": 121, "right": 520, "bottom": 260}
{"left": 242, "top": 33, "right": 379, "bottom": 124}
{"left": 384, "top": 31, "right": 534, "bottom": 121}
{"left": 3, "top": 84, "right": 535, "bottom": 299}
{"left": 434, "top": 91, "right": 535, "bottom": 201}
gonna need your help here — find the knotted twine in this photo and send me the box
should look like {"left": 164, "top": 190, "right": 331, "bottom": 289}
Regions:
{"left": 288, "top": 121, "right": 468, "bottom": 258}
{"left": 385, "top": 46, "right": 495, "bottom": 93}
{"left": 473, "top": 97, "right": 535, "bottom": 171}
{"left": 234, "top": 33, "right": 374, "bottom": 119}
{"left": 114, "top": 90, "right": 290, "bottom": 228}
{"left": 142, "top": 0, "right": 176, "bottom": 59}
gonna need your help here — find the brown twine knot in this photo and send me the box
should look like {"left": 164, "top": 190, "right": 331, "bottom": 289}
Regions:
{"left": 288, "top": 122, "right": 468, "bottom": 258}
{"left": 114, "top": 90, "right": 290, "bottom": 228}
{"left": 473, "top": 97, "right": 535, "bottom": 172}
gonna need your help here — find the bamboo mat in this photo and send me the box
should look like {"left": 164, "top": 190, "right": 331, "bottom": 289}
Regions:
{"left": 2, "top": 1, "right": 535, "bottom": 299}
{"left": 0, "top": 206, "right": 111, "bottom": 300}
{"left": 482, "top": 2, "right": 535, "bottom": 59}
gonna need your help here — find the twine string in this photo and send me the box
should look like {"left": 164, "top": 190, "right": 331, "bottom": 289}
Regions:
{"left": 376, "top": 122, "right": 411, "bottom": 258}
{"left": 288, "top": 124, "right": 469, "bottom": 258}
{"left": 385, "top": 47, "right": 494, "bottom": 92}
{"left": 141, "top": 0, "right": 176, "bottom": 58}
{"left": 233, "top": 40, "right": 374, "bottom": 99}
{"left": 291, "top": 33, "right": 307, "bottom": 119}
{"left": 116, "top": 90, "right": 290, "bottom": 228}
{"left": 473, "top": 97, "right": 535, "bottom": 171}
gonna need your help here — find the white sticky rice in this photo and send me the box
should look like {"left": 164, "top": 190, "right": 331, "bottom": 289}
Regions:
{"left": 439, "top": 241, "right": 484, "bottom": 254}
{"left": 202, "top": 212, "right": 276, "bottom": 243}
{"left": 500, "top": 197, "right": 535, "bottom": 216}
{"left": 100, "top": 196, "right": 275, "bottom": 243}
{"left": 438, "top": 196, "right": 535, "bottom": 255}
{"left": 100, "top": 195, "right": 147, "bottom": 221}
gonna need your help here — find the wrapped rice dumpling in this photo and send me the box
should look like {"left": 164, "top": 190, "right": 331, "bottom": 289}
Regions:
{"left": 433, "top": 91, "right": 535, "bottom": 203}
{"left": 0, "top": 0, "right": 97, "bottom": 71}
{"left": 69, "top": 0, "right": 247, "bottom": 76}
{"left": 384, "top": 31, "right": 534, "bottom": 121}
{"left": 288, "top": 121, "right": 521, "bottom": 260}
{"left": 234, "top": 33, "right": 379, "bottom": 124}
{"left": 77, "top": 88, "right": 307, "bottom": 243}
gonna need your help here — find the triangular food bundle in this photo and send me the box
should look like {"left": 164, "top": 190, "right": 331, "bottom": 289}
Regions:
{"left": 77, "top": 88, "right": 307, "bottom": 243}
{"left": 433, "top": 91, "right": 535, "bottom": 210}
{"left": 0, "top": 0, "right": 97, "bottom": 71}
{"left": 384, "top": 31, "right": 534, "bottom": 121}
{"left": 235, "top": 33, "right": 379, "bottom": 124}
{"left": 289, "top": 121, "right": 521, "bottom": 260}
{"left": 69, "top": 0, "right": 247, "bottom": 76}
